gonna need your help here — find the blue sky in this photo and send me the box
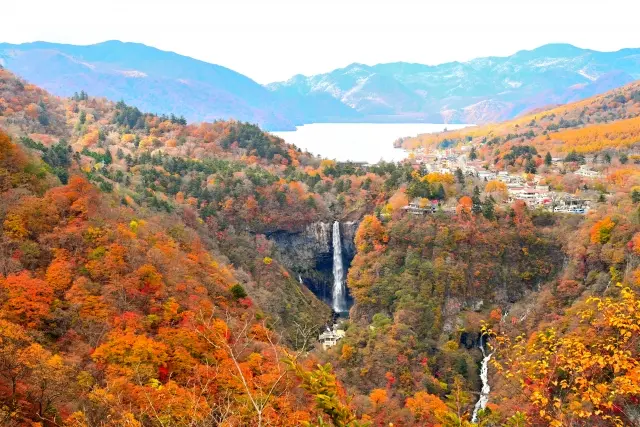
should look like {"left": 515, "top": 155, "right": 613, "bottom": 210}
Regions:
{"left": 3, "top": 0, "right": 639, "bottom": 83}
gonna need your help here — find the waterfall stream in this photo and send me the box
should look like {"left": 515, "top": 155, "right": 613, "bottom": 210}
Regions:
{"left": 471, "top": 341, "right": 493, "bottom": 423}
{"left": 332, "top": 221, "right": 347, "bottom": 313}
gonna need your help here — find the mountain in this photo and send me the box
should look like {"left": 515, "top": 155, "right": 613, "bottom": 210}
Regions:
{"left": 267, "top": 44, "right": 640, "bottom": 124}
{"left": 2, "top": 61, "right": 640, "bottom": 426}
{"left": 2, "top": 41, "right": 639, "bottom": 130}
{"left": 401, "top": 78, "right": 640, "bottom": 154}
{"left": 0, "top": 41, "right": 305, "bottom": 130}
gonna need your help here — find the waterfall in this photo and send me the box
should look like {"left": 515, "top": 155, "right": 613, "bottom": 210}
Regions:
{"left": 471, "top": 340, "right": 494, "bottom": 423}
{"left": 332, "top": 221, "right": 347, "bottom": 313}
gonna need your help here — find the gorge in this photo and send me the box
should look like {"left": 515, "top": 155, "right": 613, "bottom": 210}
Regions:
{"left": 268, "top": 221, "right": 357, "bottom": 313}
{"left": 472, "top": 337, "right": 494, "bottom": 423}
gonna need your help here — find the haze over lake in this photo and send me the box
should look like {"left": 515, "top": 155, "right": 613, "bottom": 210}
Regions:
{"left": 272, "top": 123, "right": 471, "bottom": 163}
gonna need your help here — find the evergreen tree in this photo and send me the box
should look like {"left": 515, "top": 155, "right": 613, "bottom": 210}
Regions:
{"left": 455, "top": 168, "right": 465, "bottom": 187}
{"left": 564, "top": 150, "right": 585, "bottom": 164}
{"left": 525, "top": 159, "right": 537, "bottom": 174}
{"left": 544, "top": 152, "right": 552, "bottom": 166}
{"left": 37, "top": 100, "right": 49, "bottom": 126}
{"left": 469, "top": 147, "right": 477, "bottom": 160}
{"left": 472, "top": 186, "right": 482, "bottom": 214}
{"left": 482, "top": 198, "right": 495, "bottom": 220}
{"left": 433, "top": 183, "right": 446, "bottom": 200}
{"left": 619, "top": 153, "right": 629, "bottom": 164}
{"left": 632, "top": 189, "right": 640, "bottom": 204}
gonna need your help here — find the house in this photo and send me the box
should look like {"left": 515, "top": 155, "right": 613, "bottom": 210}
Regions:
{"left": 477, "top": 170, "right": 497, "bottom": 181}
{"left": 575, "top": 165, "right": 601, "bottom": 178}
{"left": 553, "top": 196, "right": 589, "bottom": 214}
{"left": 319, "top": 325, "right": 346, "bottom": 350}
{"left": 508, "top": 185, "right": 551, "bottom": 207}
{"left": 402, "top": 198, "right": 435, "bottom": 215}
{"left": 497, "top": 171, "right": 511, "bottom": 182}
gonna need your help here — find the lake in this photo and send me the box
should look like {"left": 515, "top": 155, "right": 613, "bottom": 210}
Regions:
{"left": 272, "top": 123, "right": 471, "bottom": 163}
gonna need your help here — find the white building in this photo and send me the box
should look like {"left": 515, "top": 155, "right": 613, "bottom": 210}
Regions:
{"left": 403, "top": 198, "right": 436, "bottom": 215}
{"left": 477, "top": 171, "right": 497, "bottom": 181}
{"left": 497, "top": 171, "right": 510, "bottom": 182}
{"left": 553, "top": 196, "right": 589, "bottom": 214}
{"left": 508, "top": 186, "right": 551, "bottom": 208}
{"left": 575, "top": 165, "right": 601, "bottom": 178}
{"left": 319, "top": 325, "right": 346, "bottom": 350}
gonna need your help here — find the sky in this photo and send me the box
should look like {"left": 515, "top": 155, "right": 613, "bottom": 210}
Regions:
{"left": 2, "top": 0, "right": 640, "bottom": 83}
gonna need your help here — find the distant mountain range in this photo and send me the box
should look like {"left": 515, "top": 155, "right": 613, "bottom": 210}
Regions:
{"left": 268, "top": 44, "right": 640, "bottom": 125}
{"left": 1, "top": 41, "right": 639, "bottom": 130}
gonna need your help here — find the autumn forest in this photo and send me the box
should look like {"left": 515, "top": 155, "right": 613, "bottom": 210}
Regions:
{"left": 0, "top": 54, "right": 640, "bottom": 427}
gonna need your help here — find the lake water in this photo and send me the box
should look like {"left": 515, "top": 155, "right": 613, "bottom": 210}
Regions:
{"left": 272, "top": 123, "right": 471, "bottom": 163}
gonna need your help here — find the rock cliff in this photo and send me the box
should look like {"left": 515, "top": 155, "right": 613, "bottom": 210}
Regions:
{"left": 268, "top": 221, "right": 359, "bottom": 307}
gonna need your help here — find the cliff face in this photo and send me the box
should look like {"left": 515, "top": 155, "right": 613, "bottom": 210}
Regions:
{"left": 268, "top": 221, "right": 359, "bottom": 306}
{"left": 342, "top": 221, "right": 359, "bottom": 256}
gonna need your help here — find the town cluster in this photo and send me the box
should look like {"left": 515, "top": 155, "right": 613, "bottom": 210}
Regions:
{"left": 404, "top": 148, "right": 607, "bottom": 215}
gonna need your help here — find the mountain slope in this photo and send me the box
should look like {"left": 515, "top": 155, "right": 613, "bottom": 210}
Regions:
{"left": 268, "top": 44, "right": 640, "bottom": 124}
{"left": 2, "top": 41, "right": 639, "bottom": 130}
{"left": 0, "top": 41, "right": 304, "bottom": 130}
{"left": 1, "top": 66, "right": 640, "bottom": 426}
{"left": 401, "top": 78, "right": 640, "bottom": 155}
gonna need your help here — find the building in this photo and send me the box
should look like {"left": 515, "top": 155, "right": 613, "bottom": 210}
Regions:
{"left": 508, "top": 185, "right": 551, "bottom": 208}
{"left": 477, "top": 170, "right": 497, "bottom": 181}
{"left": 575, "top": 165, "right": 601, "bottom": 179}
{"left": 553, "top": 196, "right": 589, "bottom": 214}
{"left": 319, "top": 325, "right": 346, "bottom": 350}
{"left": 402, "top": 198, "right": 436, "bottom": 215}
{"left": 497, "top": 171, "right": 511, "bottom": 182}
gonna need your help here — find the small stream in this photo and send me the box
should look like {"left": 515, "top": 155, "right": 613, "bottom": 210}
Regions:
{"left": 471, "top": 340, "right": 493, "bottom": 423}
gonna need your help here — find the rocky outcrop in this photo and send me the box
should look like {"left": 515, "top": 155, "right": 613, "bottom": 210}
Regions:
{"left": 268, "top": 222, "right": 332, "bottom": 269}
{"left": 267, "top": 221, "right": 359, "bottom": 306}
{"left": 342, "top": 221, "right": 359, "bottom": 256}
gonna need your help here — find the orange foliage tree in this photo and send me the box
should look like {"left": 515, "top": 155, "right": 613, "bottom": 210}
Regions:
{"left": 1, "top": 271, "right": 53, "bottom": 328}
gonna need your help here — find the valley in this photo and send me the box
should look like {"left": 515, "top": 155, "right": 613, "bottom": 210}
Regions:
{"left": 0, "top": 38, "right": 639, "bottom": 426}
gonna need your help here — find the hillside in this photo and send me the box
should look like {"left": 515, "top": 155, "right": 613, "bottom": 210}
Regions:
{"left": 0, "top": 41, "right": 358, "bottom": 131}
{"left": 0, "top": 66, "right": 366, "bottom": 425}
{"left": 1, "top": 67, "right": 640, "bottom": 426}
{"left": 401, "top": 78, "right": 640, "bottom": 156}
{"left": 2, "top": 42, "right": 639, "bottom": 132}
{"left": 268, "top": 44, "right": 640, "bottom": 125}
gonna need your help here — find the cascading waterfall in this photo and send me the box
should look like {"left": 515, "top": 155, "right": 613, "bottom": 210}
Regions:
{"left": 471, "top": 338, "right": 494, "bottom": 423}
{"left": 332, "top": 221, "right": 347, "bottom": 313}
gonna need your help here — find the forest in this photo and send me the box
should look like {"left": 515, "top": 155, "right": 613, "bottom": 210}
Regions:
{"left": 0, "top": 65, "right": 640, "bottom": 426}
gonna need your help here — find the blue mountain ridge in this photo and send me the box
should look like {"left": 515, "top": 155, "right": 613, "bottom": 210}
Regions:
{"left": 1, "top": 41, "right": 638, "bottom": 129}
